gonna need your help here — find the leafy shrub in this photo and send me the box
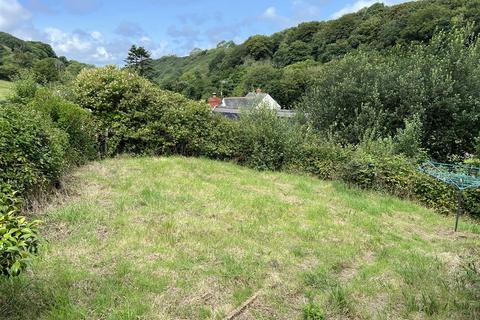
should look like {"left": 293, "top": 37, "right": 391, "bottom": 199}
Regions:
{"left": 32, "top": 58, "right": 62, "bottom": 84}
{"left": 0, "top": 103, "right": 68, "bottom": 196}
{"left": 28, "top": 88, "right": 98, "bottom": 165}
{"left": 236, "top": 107, "right": 300, "bottom": 171}
{"left": 393, "top": 114, "right": 427, "bottom": 161}
{"left": 464, "top": 189, "right": 480, "bottom": 217}
{"left": 72, "top": 66, "right": 160, "bottom": 155}
{"left": 73, "top": 66, "right": 161, "bottom": 123}
{"left": 72, "top": 65, "right": 239, "bottom": 159}
{"left": 338, "top": 152, "right": 475, "bottom": 216}
{"left": 73, "top": 66, "right": 216, "bottom": 156}
{"left": 341, "top": 155, "right": 377, "bottom": 189}
{"left": 475, "top": 135, "right": 480, "bottom": 158}
{"left": 198, "top": 115, "right": 239, "bottom": 160}
{"left": 9, "top": 76, "right": 38, "bottom": 104}
{"left": 285, "top": 137, "right": 351, "bottom": 180}
{"left": 130, "top": 93, "right": 219, "bottom": 156}
{"left": 0, "top": 185, "right": 40, "bottom": 277}
{"left": 156, "top": 105, "right": 239, "bottom": 158}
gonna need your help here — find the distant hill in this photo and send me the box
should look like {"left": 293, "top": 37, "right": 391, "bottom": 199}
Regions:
{"left": 0, "top": 31, "right": 92, "bottom": 82}
{"left": 151, "top": 0, "right": 480, "bottom": 108}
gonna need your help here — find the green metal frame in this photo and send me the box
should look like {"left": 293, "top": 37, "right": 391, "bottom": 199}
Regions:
{"left": 419, "top": 161, "right": 480, "bottom": 231}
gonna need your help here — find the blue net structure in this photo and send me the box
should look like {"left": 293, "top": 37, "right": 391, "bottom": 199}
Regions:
{"left": 419, "top": 161, "right": 480, "bottom": 231}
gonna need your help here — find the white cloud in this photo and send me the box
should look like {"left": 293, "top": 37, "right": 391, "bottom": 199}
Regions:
{"left": 44, "top": 27, "right": 92, "bottom": 54}
{"left": 331, "top": 0, "right": 412, "bottom": 19}
{"left": 92, "top": 46, "right": 112, "bottom": 61}
{"left": 43, "top": 27, "right": 172, "bottom": 65}
{"left": 150, "top": 41, "right": 170, "bottom": 59}
{"left": 43, "top": 27, "right": 121, "bottom": 64}
{"left": 90, "top": 31, "right": 103, "bottom": 41}
{"left": 263, "top": 7, "right": 277, "bottom": 19}
{"left": 0, "top": 0, "right": 39, "bottom": 40}
{"left": 0, "top": 0, "right": 31, "bottom": 31}
{"left": 7, "top": 20, "right": 166, "bottom": 65}
{"left": 261, "top": 6, "right": 291, "bottom": 25}
{"left": 260, "top": 1, "right": 323, "bottom": 28}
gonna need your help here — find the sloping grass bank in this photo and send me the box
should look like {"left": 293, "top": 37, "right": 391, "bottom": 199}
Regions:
{"left": 0, "top": 157, "right": 478, "bottom": 319}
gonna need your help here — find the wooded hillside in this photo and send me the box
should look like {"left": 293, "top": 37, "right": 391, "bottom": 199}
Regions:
{"left": 0, "top": 31, "right": 92, "bottom": 82}
{"left": 151, "top": 0, "right": 480, "bottom": 108}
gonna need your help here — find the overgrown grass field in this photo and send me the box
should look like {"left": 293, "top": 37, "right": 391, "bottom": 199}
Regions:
{"left": 1, "top": 157, "right": 478, "bottom": 319}
{"left": 0, "top": 80, "right": 12, "bottom": 100}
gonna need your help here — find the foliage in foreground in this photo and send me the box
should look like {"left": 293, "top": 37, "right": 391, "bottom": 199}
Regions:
{"left": 27, "top": 87, "right": 99, "bottom": 166}
{"left": 0, "top": 186, "right": 40, "bottom": 277}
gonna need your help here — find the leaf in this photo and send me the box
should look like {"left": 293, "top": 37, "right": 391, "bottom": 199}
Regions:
{"left": 6, "top": 246, "right": 20, "bottom": 253}
{"left": 10, "top": 261, "right": 21, "bottom": 275}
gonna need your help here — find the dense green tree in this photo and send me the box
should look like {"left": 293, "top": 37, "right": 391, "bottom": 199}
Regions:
{"left": 208, "top": 49, "right": 226, "bottom": 72}
{"left": 216, "top": 40, "right": 235, "bottom": 49}
{"left": 299, "top": 26, "right": 480, "bottom": 160}
{"left": 33, "top": 58, "right": 63, "bottom": 84}
{"left": 62, "top": 60, "right": 93, "bottom": 82}
{"left": 401, "top": 4, "right": 452, "bottom": 41}
{"left": 286, "top": 21, "right": 322, "bottom": 43}
{"left": 274, "top": 41, "right": 311, "bottom": 67}
{"left": 244, "top": 35, "right": 274, "bottom": 60}
{"left": 220, "top": 44, "right": 246, "bottom": 69}
{"left": 125, "top": 45, "right": 154, "bottom": 79}
{"left": 276, "top": 60, "right": 317, "bottom": 108}
{"left": 242, "top": 63, "right": 282, "bottom": 96}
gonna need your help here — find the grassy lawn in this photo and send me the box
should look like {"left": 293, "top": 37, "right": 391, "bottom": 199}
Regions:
{"left": 0, "top": 80, "right": 12, "bottom": 100}
{"left": 1, "top": 156, "right": 479, "bottom": 319}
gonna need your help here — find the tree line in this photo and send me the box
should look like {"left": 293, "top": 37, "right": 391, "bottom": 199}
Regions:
{"left": 150, "top": 0, "right": 480, "bottom": 108}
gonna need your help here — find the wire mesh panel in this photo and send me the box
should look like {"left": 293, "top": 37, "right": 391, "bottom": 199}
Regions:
{"left": 419, "top": 161, "right": 480, "bottom": 190}
{"left": 418, "top": 161, "right": 480, "bottom": 231}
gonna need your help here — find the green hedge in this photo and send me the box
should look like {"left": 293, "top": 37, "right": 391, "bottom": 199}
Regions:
{"left": 292, "top": 148, "right": 479, "bottom": 217}
{"left": 224, "top": 110, "right": 480, "bottom": 218}
{"left": 28, "top": 88, "right": 99, "bottom": 165}
{"left": 0, "top": 103, "right": 68, "bottom": 196}
{"left": 72, "top": 66, "right": 238, "bottom": 158}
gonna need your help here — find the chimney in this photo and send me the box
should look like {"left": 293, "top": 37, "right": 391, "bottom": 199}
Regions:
{"left": 207, "top": 93, "right": 222, "bottom": 109}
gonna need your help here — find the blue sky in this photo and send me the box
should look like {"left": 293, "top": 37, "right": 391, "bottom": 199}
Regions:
{"left": 1, "top": 0, "right": 410, "bottom": 65}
